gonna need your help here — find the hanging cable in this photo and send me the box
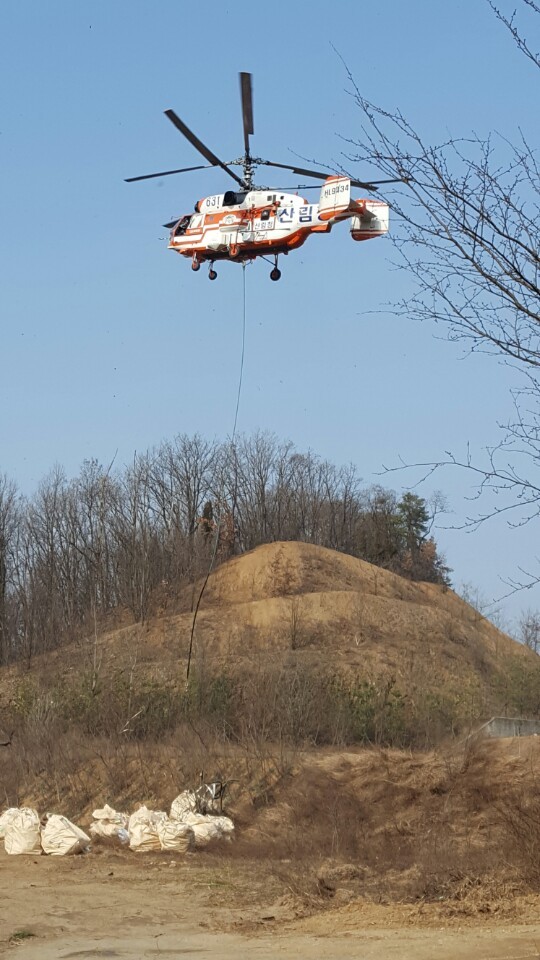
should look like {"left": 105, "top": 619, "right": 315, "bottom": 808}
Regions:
{"left": 186, "top": 263, "right": 247, "bottom": 683}
{"left": 232, "top": 263, "right": 247, "bottom": 439}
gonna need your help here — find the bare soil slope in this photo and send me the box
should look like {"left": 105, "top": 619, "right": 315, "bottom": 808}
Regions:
{"left": 4, "top": 541, "right": 530, "bottom": 704}
{"left": 236, "top": 737, "right": 540, "bottom": 881}
{"left": 171, "top": 541, "right": 527, "bottom": 684}
{"left": 4, "top": 739, "right": 540, "bottom": 960}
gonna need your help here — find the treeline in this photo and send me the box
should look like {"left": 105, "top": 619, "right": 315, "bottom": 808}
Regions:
{"left": 0, "top": 432, "right": 449, "bottom": 665}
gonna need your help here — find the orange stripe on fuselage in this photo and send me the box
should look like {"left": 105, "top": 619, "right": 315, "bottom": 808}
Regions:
{"left": 171, "top": 221, "right": 331, "bottom": 261}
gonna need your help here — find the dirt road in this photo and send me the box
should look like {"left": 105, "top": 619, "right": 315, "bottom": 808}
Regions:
{"left": 2, "top": 850, "right": 540, "bottom": 960}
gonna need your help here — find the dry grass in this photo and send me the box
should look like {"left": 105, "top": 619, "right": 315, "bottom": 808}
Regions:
{"left": 3, "top": 729, "right": 540, "bottom": 916}
{"left": 2, "top": 542, "right": 540, "bottom": 918}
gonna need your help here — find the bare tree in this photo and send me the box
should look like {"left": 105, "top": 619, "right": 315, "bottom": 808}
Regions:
{"left": 519, "top": 608, "right": 540, "bottom": 653}
{"left": 112, "top": 453, "right": 159, "bottom": 623}
{"left": 340, "top": 0, "right": 540, "bottom": 585}
{"left": 148, "top": 434, "right": 218, "bottom": 586}
{"left": 345, "top": 2, "right": 539, "bottom": 369}
{"left": 0, "top": 433, "right": 449, "bottom": 666}
{"left": 0, "top": 475, "right": 20, "bottom": 664}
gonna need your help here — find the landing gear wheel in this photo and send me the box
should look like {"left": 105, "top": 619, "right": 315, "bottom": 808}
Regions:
{"left": 270, "top": 267, "right": 281, "bottom": 281}
{"left": 191, "top": 260, "right": 201, "bottom": 272}
{"left": 208, "top": 268, "right": 217, "bottom": 281}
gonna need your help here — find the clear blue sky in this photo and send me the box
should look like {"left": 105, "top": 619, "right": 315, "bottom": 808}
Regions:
{"left": 1, "top": 0, "right": 538, "bottom": 629}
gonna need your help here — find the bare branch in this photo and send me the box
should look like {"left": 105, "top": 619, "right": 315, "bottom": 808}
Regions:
{"left": 487, "top": 0, "right": 540, "bottom": 69}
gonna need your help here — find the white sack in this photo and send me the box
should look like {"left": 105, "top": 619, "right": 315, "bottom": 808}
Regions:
{"left": 176, "top": 813, "right": 222, "bottom": 846}
{"left": 190, "top": 820, "right": 222, "bottom": 846}
{"left": 178, "top": 811, "right": 234, "bottom": 846}
{"left": 4, "top": 807, "right": 41, "bottom": 856}
{"left": 210, "top": 815, "right": 235, "bottom": 837}
{"left": 92, "top": 803, "right": 128, "bottom": 827}
{"left": 0, "top": 807, "right": 19, "bottom": 840}
{"left": 89, "top": 804, "right": 129, "bottom": 846}
{"left": 89, "top": 821, "right": 130, "bottom": 846}
{"left": 128, "top": 806, "right": 167, "bottom": 852}
{"left": 170, "top": 790, "right": 197, "bottom": 821}
{"left": 41, "top": 814, "right": 91, "bottom": 856}
{"left": 178, "top": 811, "right": 210, "bottom": 825}
{"left": 157, "top": 818, "right": 194, "bottom": 853}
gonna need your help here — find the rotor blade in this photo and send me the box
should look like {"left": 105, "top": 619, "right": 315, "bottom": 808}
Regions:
{"left": 258, "top": 160, "right": 341, "bottom": 181}
{"left": 164, "top": 109, "right": 244, "bottom": 186}
{"left": 125, "top": 163, "right": 215, "bottom": 183}
{"left": 363, "top": 177, "right": 412, "bottom": 185}
{"left": 260, "top": 160, "right": 378, "bottom": 189}
{"left": 240, "top": 72, "right": 254, "bottom": 155}
{"left": 257, "top": 160, "right": 409, "bottom": 190}
{"left": 163, "top": 219, "right": 181, "bottom": 228}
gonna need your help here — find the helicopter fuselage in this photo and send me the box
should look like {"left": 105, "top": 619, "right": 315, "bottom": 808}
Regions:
{"left": 168, "top": 177, "right": 389, "bottom": 267}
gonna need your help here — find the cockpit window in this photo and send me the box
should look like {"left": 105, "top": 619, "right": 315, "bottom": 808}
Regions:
{"left": 174, "top": 215, "right": 191, "bottom": 236}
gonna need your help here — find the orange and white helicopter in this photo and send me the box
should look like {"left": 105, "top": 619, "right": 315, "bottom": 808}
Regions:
{"left": 126, "top": 73, "right": 404, "bottom": 281}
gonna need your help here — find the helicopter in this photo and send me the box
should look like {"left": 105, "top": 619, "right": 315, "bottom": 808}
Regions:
{"left": 125, "top": 73, "right": 404, "bottom": 281}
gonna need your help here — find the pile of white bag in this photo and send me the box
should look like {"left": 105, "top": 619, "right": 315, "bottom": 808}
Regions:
{"left": 0, "top": 807, "right": 90, "bottom": 856}
{"left": 112, "top": 791, "right": 235, "bottom": 851}
{"left": 168, "top": 790, "right": 234, "bottom": 847}
{"left": 127, "top": 806, "right": 194, "bottom": 853}
{"left": 89, "top": 804, "right": 130, "bottom": 846}
{"left": 0, "top": 789, "right": 234, "bottom": 857}
{"left": 88, "top": 795, "right": 235, "bottom": 853}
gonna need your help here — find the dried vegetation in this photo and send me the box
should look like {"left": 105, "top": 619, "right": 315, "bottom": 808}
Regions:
{"left": 1, "top": 543, "right": 540, "bottom": 919}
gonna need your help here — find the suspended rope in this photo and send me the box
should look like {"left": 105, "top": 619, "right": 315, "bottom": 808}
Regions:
{"left": 185, "top": 263, "right": 247, "bottom": 683}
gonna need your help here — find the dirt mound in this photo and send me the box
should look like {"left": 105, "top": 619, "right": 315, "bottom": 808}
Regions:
{"left": 163, "top": 542, "right": 531, "bottom": 697}
{"left": 175, "top": 542, "right": 529, "bottom": 676}
{"left": 192, "top": 540, "right": 397, "bottom": 604}
{"left": 2, "top": 541, "right": 531, "bottom": 709}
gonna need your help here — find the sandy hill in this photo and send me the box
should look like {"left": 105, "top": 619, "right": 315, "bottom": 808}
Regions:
{"left": 169, "top": 541, "right": 531, "bottom": 686}
{"left": 7, "top": 541, "right": 530, "bottom": 708}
